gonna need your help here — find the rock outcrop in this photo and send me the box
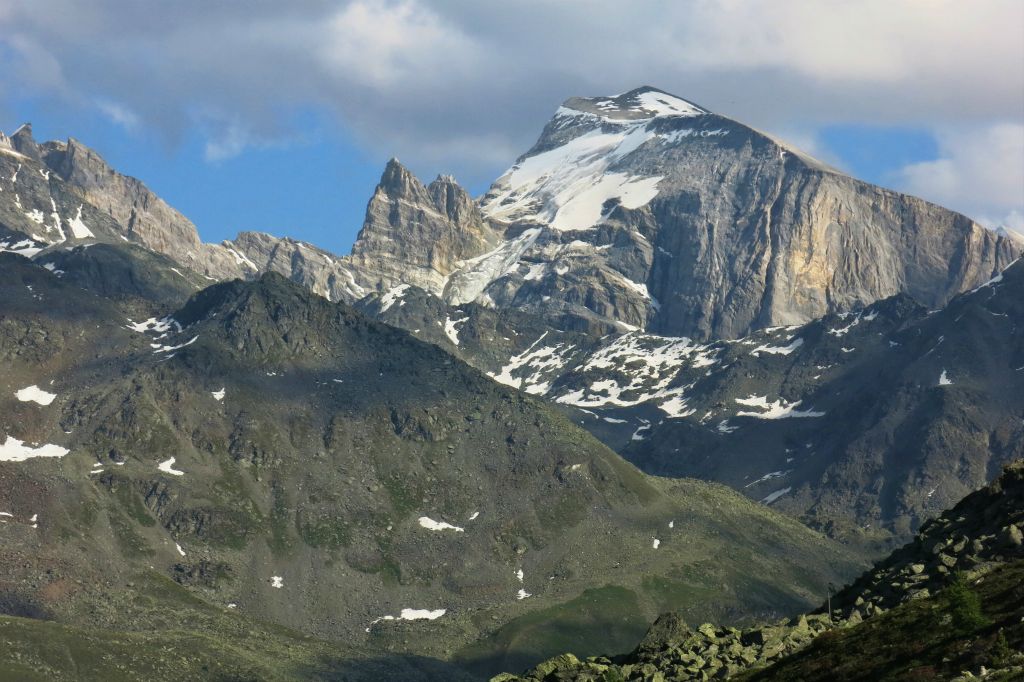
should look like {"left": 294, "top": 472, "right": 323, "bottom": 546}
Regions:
{"left": 347, "top": 160, "right": 502, "bottom": 294}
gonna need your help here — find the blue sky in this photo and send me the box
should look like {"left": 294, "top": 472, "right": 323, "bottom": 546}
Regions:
{"left": 1, "top": 1, "right": 1022, "bottom": 253}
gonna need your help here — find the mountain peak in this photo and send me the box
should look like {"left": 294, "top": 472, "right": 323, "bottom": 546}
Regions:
{"left": 561, "top": 86, "right": 708, "bottom": 121}
{"left": 377, "top": 157, "right": 427, "bottom": 199}
{"left": 9, "top": 122, "right": 41, "bottom": 160}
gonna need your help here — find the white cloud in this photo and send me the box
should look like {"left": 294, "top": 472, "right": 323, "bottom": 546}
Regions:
{"left": 319, "top": 1, "right": 478, "bottom": 88}
{"left": 892, "top": 123, "right": 1024, "bottom": 227}
{"left": 0, "top": 0, "right": 1021, "bottom": 206}
{"left": 95, "top": 98, "right": 140, "bottom": 131}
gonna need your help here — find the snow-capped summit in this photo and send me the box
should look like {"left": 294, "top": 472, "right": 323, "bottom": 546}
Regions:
{"left": 559, "top": 86, "right": 709, "bottom": 122}
{"left": 480, "top": 87, "right": 727, "bottom": 231}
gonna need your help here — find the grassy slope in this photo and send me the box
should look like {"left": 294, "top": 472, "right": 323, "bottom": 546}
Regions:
{"left": 0, "top": 570, "right": 477, "bottom": 682}
{"left": 740, "top": 561, "right": 1024, "bottom": 682}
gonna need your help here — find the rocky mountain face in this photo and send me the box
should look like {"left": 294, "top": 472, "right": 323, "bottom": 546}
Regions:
{"left": 360, "top": 258, "right": 1024, "bottom": 550}
{"left": 347, "top": 159, "right": 503, "bottom": 294}
{"left": 4, "top": 86, "right": 1019, "bottom": 341}
{"left": 495, "top": 459, "right": 1024, "bottom": 681}
{"left": 0, "top": 247, "right": 862, "bottom": 679}
{"left": 365, "top": 86, "right": 1021, "bottom": 339}
{"left": 5, "top": 87, "right": 1019, "bottom": 551}
{"left": 467, "top": 86, "right": 1018, "bottom": 339}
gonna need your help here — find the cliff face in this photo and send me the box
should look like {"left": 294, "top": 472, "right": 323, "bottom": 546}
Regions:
{"left": 346, "top": 159, "right": 503, "bottom": 294}
{"left": 470, "top": 87, "right": 1020, "bottom": 339}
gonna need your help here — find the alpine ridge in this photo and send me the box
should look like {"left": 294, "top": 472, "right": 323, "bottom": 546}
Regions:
{"left": 2, "top": 86, "right": 1018, "bottom": 341}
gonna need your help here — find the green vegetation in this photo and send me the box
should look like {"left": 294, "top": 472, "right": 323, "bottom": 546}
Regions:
{"left": 114, "top": 483, "right": 157, "bottom": 528}
{"left": 740, "top": 561, "right": 1024, "bottom": 681}
{"left": 297, "top": 514, "right": 352, "bottom": 549}
{"left": 0, "top": 571, "right": 476, "bottom": 681}
{"left": 946, "top": 572, "right": 991, "bottom": 633}
{"left": 455, "top": 585, "right": 648, "bottom": 677}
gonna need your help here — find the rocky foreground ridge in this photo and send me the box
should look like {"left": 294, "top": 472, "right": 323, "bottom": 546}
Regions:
{"left": 494, "top": 460, "right": 1024, "bottom": 681}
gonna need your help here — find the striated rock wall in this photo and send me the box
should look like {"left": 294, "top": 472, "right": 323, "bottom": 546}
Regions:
{"left": 347, "top": 159, "right": 502, "bottom": 294}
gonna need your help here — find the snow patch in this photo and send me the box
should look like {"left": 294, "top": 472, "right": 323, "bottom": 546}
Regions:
{"left": 67, "top": 205, "right": 94, "bottom": 239}
{"left": 761, "top": 487, "right": 792, "bottom": 505}
{"left": 152, "top": 336, "right": 198, "bottom": 354}
{"left": 367, "top": 608, "right": 446, "bottom": 631}
{"left": 0, "top": 436, "right": 69, "bottom": 462}
{"left": 443, "top": 316, "right": 469, "bottom": 346}
{"left": 379, "top": 284, "right": 411, "bottom": 313}
{"left": 418, "top": 516, "right": 464, "bottom": 532}
{"left": 750, "top": 338, "right": 803, "bottom": 356}
{"left": 225, "top": 246, "right": 258, "bottom": 271}
{"left": 15, "top": 385, "right": 57, "bottom": 405}
{"left": 735, "top": 395, "right": 825, "bottom": 419}
{"left": 157, "top": 457, "right": 184, "bottom": 476}
{"left": 127, "top": 316, "right": 181, "bottom": 334}
{"left": 445, "top": 228, "right": 542, "bottom": 305}
{"left": 0, "top": 238, "right": 44, "bottom": 257}
{"left": 489, "top": 332, "right": 576, "bottom": 395}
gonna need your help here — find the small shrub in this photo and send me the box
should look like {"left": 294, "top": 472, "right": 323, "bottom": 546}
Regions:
{"left": 990, "top": 630, "right": 1014, "bottom": 667}
{"left": 946, "top": 573, "right": 991, "bottom": 633}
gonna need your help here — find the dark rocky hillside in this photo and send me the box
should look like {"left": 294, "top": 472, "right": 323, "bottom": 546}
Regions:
{"left": 0, "top": 251, "right": 861, "bottom": 678}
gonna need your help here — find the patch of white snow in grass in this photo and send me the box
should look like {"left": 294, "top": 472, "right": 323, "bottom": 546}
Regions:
{"left": 157, "top": 457, "right": 184, "bottom": 476}
{"left": 938, "top": 370, "right": 953, "bottom": 386}
{"left": 652, "top": 538, "right": 661, "bottom": 549}
{"left": 0, "top": 436, "right": 68, "bottom": 462}
{"left": 418, "top": 516, "right": 464, "bottom": 532}
{"left": 366, "top": 608, "right": 446, "bottom": 631}
{"left": 15, "top": 385, "right": 56, "bottom": 405}
{"left": 489, "top": 332, "right": 576, "bottom": 394}
{"left": 212, "top": 388, "right": 225, "bottom": 401}
{"left": 271, "top": 576, "right": 283, "bottom": 588}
